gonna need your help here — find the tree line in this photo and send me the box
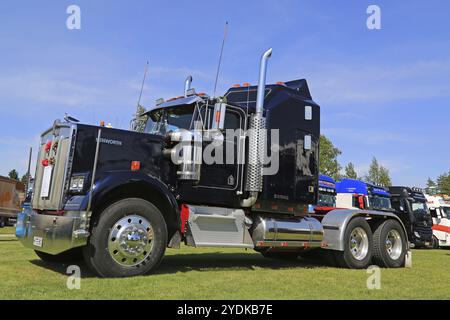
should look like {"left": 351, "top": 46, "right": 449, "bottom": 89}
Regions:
{"left": 426, "top": 173, "right": 450, "bottom": 195}
{"left": 319, "top": 135, "right": 392, "bottom": 186}
{"left": 4, "top": 169, "right": 30, "bottom": 185}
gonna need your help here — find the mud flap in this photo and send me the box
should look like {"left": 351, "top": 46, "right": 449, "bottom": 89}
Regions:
{"left": 404, "top": 250, "right": 412, "bottom": 268}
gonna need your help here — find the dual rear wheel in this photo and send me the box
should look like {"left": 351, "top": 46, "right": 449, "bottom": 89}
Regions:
{"left": 334, "top": 217, "right": 407, "bottom": 269}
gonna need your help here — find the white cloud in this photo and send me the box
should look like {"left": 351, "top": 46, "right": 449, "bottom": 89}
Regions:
{"left": 273, "top": 59, "right": 450, "bottom": 106}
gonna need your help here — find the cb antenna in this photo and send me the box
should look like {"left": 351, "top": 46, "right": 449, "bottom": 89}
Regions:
{"left": 213, "top": 21, "right": 229, "bottom": 98}
{"left": 136, "top": 61, "right": 149, "bottom": 116}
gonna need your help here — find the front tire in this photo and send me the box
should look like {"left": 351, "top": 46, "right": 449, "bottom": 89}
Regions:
{"left": 83, "top": 198, "right": 168, "bottom": 278}
{"left": 372, "top": 219, "right": 407, "bottom": 268}
{"left": 333, "top": 217, "right": 373, "bottom": 269}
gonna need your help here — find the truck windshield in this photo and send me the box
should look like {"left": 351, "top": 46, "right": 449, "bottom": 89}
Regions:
{"left": 410, "top": 201, "right": 428, "bottom": 215}
{"left": 369, "top": 196, "right": 392, "bottom": 211}
{"left": 318, "top": 193, "right": 336, "bottom": 207}
{"left": 441, "top": 207, "right": 450, "bottom": 218}
{"left": 145, "top": 106, "right": 194, "bottom": 135}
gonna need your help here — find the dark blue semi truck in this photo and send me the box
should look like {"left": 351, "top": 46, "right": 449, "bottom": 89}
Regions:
{"left": 336, "top": 179, "right": 432, "bottom": 249}
{"left": 16, "top": 49, "right": 410, "bottom": 277}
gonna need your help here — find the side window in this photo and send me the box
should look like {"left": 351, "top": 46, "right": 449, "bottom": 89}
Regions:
{"left": 391, "top": 198, "right": 401, "bottom": 212}
{"left": 198, "top": 105, "right": 214, "bottom": 130}
{"left": 224, "top": 110, "right": 241, "bottom": 130}
{"left": 430, "top": 209, "right": 438, "bottom": 219}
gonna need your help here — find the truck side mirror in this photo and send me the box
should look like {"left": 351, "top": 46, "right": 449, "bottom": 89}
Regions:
{"left": 211, "top": 102, "right": 226, "bottom": 131}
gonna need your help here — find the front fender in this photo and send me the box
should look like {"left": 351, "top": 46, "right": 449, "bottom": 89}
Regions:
{"left": 80, "top": 171, "right": 177, "bottom": 211}
{"left": 322, "top": 209, "right": 409, "bottom": 252}
{"left": 63, "top": 171, "right": 180, "bottom": 233}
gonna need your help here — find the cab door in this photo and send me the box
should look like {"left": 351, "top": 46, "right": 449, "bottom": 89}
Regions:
{"left": 196, "top": 105, "right": 246, "bottom": 191}
{"left": 177, "top": 104, "right": 247, "bottom": 207}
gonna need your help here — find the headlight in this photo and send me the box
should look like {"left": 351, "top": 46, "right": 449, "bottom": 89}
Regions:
{"left": 69, "top": 176, "right": 85, "bottom": 192}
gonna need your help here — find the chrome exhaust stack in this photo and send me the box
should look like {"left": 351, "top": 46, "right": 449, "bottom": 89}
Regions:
{"left": 184, "top": 75, "right": 193, "bottom": 97}
{"left": 241, "top": 48, "right": 272, "bottom": 207}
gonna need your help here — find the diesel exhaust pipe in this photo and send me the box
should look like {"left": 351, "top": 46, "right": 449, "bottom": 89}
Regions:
{"left": 184, "top": 75, "right": 193, "bottom": 97}
{"left": 241, "top": 48, "right": 272, "bottom": 207}
{"left": 256, "top": 48, "right": 272, "bottom": 115}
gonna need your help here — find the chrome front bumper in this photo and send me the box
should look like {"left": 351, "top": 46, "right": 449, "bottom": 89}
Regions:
{"left": 16, "top": 208, "right": 89, "bottom": 255}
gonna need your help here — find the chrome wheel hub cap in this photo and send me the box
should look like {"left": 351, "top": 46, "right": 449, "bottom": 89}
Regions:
{"left": 108, "top": 215, "right": 154, "bottom": 267}
{"left": 349, "top": 227, "right": 369, "bottom": 261}
{"left": 386, "top": 230, "right": 402, "bottom": 260}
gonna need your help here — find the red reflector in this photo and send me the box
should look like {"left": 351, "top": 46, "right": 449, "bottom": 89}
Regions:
{"left": 44, "top": 141, "right": 52, "bottom": 153}
{"left": 180, "top": 204, "right": 189, "bottom": 234}
{"left": 41, "top": 159, "right": 49, "bottom": 167}
{"left": 131, "top": 161, "right": 140, "bottom": 171}
{"left": 215, "top": 111, "right": 221, "bottom": 123}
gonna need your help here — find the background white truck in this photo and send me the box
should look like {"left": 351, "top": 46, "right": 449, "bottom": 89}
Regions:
{"left": 426, "top": 195, "right": 450, "bottom": 248}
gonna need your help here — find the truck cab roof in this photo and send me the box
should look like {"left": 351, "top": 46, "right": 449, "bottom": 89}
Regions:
{"left": 389, "top": 186, "right": 427, "bottom": 202}
{"left": 144, "top": 79, "right": 319, "bottom": 116}
{"left": 336, "top": 179, "right": 390, "bottom": 197}
{"left": 318, "top": 174, "right": 336, "bottom": 194}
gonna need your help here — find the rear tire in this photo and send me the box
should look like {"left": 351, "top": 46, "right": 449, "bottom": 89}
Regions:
{"left": 34, "top": 248, "right": 83, "bottom": 263}
{"left": 432, "top": 235, "right": 440, "bottom": 249}
{"left": 333, "top": 217, "right": 373, "bottom": 269}
{"left": 83, "top": 198, "right": 167, "bottom": 278}
{"left": 372, "top": 219, "right": 407, "bottom": 268}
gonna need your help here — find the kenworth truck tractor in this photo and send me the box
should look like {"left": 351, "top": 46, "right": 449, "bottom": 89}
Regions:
{"left": 389, "top": 187, "right": 433, "bottom": 248}
{"left": 16, "top": 49, "right": 410, "bottom": 277}
{"left": 426, "top": 195, "right": 450, "bottom": 248}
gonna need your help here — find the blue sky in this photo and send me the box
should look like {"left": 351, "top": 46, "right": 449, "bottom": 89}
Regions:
{"left": 0, "top": 0, "right": 449, "bottom": 186}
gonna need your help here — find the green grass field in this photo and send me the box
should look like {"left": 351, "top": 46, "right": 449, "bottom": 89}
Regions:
{"left": 0, "top": 227, "right": 15, "bottom": 235}
{"left": 1, "top": 235, "right": 449, "bottom": 300}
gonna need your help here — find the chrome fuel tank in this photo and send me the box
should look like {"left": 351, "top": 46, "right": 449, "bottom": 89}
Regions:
{"left": 252, "top": 216, "right": 324, "bottom": 247}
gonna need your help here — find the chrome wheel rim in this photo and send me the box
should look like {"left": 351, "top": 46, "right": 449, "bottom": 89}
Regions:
{"left": 349, "top": 227, "right": 369, "bottom": 261}
{"left": 108, "top": 215, "right": 154, "bottom": 267}
{"left": 385, "top": 229, "right": 402, "bottom": 260}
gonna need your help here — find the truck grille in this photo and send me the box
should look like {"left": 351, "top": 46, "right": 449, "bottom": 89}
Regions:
{"left": 32, "top": 123, "right": 75, "bottom": 211}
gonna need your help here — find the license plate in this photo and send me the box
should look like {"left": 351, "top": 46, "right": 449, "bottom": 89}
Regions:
{"left": 33, "top": 236, "right": 43, "bottom": 247}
